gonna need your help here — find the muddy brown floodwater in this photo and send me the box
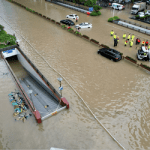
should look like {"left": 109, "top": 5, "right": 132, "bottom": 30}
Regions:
{"left": 0, "top": 0, "right": 150, "bottom": 149}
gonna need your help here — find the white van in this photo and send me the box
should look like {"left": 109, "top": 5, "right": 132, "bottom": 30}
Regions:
{"left": 111, "top": 3, "right": 125, "bottom": 10}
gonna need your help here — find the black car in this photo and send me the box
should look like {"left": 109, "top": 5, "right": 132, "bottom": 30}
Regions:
{"left": 60, "top": 19, "right": 75, "bottom": 26}
{"left": 97, "top": 48, "right": 122, "bottom": 62}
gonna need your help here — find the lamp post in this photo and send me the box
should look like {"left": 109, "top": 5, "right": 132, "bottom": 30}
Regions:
{"left": 57, "top": 77, "right": 63, "bottom": 97}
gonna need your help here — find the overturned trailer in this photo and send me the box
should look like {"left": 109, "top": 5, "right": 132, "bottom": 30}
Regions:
{"left": 137, "top": 46, "right": 150, "bottom": 61}
{"left": 0, "top": 45, "right": 69, "bottom": 123}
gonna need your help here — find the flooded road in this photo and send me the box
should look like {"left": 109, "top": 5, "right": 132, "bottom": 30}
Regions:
{"left": 0, "top": 0, "right": 150, "bottom": 149}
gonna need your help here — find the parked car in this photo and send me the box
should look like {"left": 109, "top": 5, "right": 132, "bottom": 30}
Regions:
{"left": 145, "top": 10, "right": 150, "bottom": 15}
{"left": 66, "top": 14, "right": 79, "bottom": 19}
{"left": 60, "top": 19, "right": 75, "bottom": 26}
{"left": 97, "top": 48, "right": 122, "bottom": 62}
{"left": 75, "top": 22, "right": 92, "bottom": 28}
{"left": 111, "top": 3, "right": 125, "bottom": 10}
{"left": 138, "top": 12, "right": 145, "bottom": 17}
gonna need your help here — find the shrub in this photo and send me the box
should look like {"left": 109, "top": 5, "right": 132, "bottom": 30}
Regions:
{"left": 83, "top": 35, "right": 90, "bottom": 39}
{"left": 101, "top": 44, "right": 110, "bottom": 49}
{"left": 135, "top": 15, "right": 139, "bottom": 19}
{"left": 90, "top": 39, "right": 99, "bottom": 44}
{"left": 0, "top": 25, "right": 4, "bottom": 30}
{"left": 108, "top": 17, "right": 113, "bottom": 22}
{"left": 113, "top": 16, "right": 119, "bottom": 20}
{"left": 68, "top": 28, "right": 74, "bottom": 32}
{"left": 140, "top": 17, "right": 145, "bottom": 20}
{"left": 0, "top": 29, "right": 16, "bottom": 48}
{"left": 61, "top": 25, "right": 67, "bottom": 28}
{"left": 90, "top": 11, "right": 98, "bottom": 16}
{"left": 93, "top": 5, "right": 101, "bottom": 12}
{"left": 126, "top": 56, "right": 137, "bottom": 62}
{"left": 75, "top": 31, "right": 81, "bottom": 35}
{"left": 141, "top": 63, "right": 150, "bottom": 70}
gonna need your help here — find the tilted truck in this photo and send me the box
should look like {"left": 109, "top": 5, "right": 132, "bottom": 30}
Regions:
{"left": 131, "top": 2, "right": 146, "bottom": 14}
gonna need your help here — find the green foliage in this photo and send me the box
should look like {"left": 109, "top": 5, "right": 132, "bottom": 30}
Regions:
{"left": 141, "top": 63, "right": 150, "bottom": 70}
{"left": 90, "top": 11, "right": 101, "bottom": 16}
{"left": 61, "top": 25, "right": 67, "bottom": 28}
{"left": 91, "top": 39, "right": 99, "bottom": 44}
{"left": 84, "top": 0, "right": 94, "bottom": 7}
{"left": 75, "top": 31, "right": 81, "bottom": 35}
{"left": 108, "top": 17, "right": 113, "bottom": 22}
{"left": 120, "top": 53, "right": 123, "bottom": 56}
{"left": 0, "top": 29, "right": 16, "bottom": 48}
{"left": 83, "top": 35, "right": 90, "bottom": 39}
{"left": 108, "top": 16, "right": 119, "bottom": 22}
{"left": 140, "top": 16, "right": 145, "bottom": 20}
{"left": 126, "top": 56, "right": 137, "bottom": 62}
{"left": 73, "top": 0, "right": 76, "bottom": 3}
{"left": 68, "top": 28, "right": 74, "bottom": 32}
{"left": 101, "top": 44, "right": 110, "bottom": 49}
{"left": 113, "top": 16, "right": 119, "bottom": 20}
{"left": 93, "top": 5, "right": 101, "bottom": 12}
{"left": 135, "top": 15, "right": 139, "bottom": 19}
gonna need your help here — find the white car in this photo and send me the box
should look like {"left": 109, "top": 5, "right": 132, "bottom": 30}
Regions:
{"left": 111, "top": 3, "right": 125, "bottom": 10}
{"left": 145, "top": 10, "right": 150, "bottom": 15}
{"left": 75, "top": 22, "right": 92, "bottom": 29}
{"left": 138, "top": 12, "right": 145, "bottom": 17}
{"left": 66, "top": 14, "right": 79, "bottom": 19}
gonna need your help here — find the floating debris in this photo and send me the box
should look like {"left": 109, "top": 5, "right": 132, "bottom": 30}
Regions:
{"left": 8, "top": 91, "right": 31, "bottom": 122}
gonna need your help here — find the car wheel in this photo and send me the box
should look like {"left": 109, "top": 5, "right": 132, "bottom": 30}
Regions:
{"left": 67, "top": 17, "right": 68, "bottom": 18}
{"left": 73, "top": 18, "right": 75, "bottom": 19}
{"left": 111, "top": 58, "right": 114, "bottom": 61}
{"left": 88, "top": 27, "right": 90, "bottom": 28}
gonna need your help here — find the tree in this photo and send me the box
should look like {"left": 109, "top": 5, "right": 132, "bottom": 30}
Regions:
{"left": 93, "top": 5, "right": 101, "bottom": 12}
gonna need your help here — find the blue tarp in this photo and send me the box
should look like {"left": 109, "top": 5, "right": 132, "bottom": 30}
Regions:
{"left": 89, "top": 7, "right": 93, "bottom": 11}
{"left": 3, "top": 49, "right": 15, "bottom": 53}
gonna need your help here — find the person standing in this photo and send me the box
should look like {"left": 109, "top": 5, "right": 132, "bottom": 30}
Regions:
{"left": 117, "top": 36, "right": 119, "bottom": 43}
{"left": 123, "top": 33, "right": 126, "bottom": 39}
{"left": 113, "top": 33, "right": 116, "bottom": 39}
{"left": 148, "top": 44, "right": 150, "bottom": 50}
{"left": 110, "top": 30, "right": 114, "bottom": 36}
{"left": 76, "top": 17, "right": 78, "bottom": 22}
{"left": 114, "top": 38, "right": 118, "bottom": 47}
{"left": 131, "top": 34, "right": 135, "bottom": 40}
{"left": 142, "top": 41, "right": 145, "bottom": 46}
{"left": 124, "top": 40, "right": 128, "bottom": 46}
{"left": 127, "top": 34, "right": 130, "bottom": 40}
{"left": 130, "top": 40, "right": 133, "bottom": 47}
{"left": 145, "top": 40, "right": 149, "bottom": 46}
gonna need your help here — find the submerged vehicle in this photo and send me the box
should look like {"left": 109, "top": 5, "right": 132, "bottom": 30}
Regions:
{"left": 60, "top": 19, "right": 75, "bottom": 26}
{"left": 66, "top": 14, "right": 79, "bottom": 19}
{"left": 0, "top": 46, "right": 69, "bottom": 123}
{"left": 97, "top": 48, "right": 122, "bottom": 62}
{"left": 131, "top": 2, "right": 146, "bottom": 14}
{"left": 111, "top": 3, "right": 125, "bottom": 10}
{"left": 137, "top": 46, "right": 150, "bottom": 61}
{"left": 75, "top": 22, "right": 92, "bottom": 28}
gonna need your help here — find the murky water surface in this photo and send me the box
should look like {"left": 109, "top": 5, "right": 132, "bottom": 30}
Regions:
{"left": 0, "top": 0, "right": 150, "bottom": 149}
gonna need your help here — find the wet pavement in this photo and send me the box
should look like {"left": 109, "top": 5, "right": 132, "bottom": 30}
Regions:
{"left": 0, "top": 0, "right": 150, "bottom": 149}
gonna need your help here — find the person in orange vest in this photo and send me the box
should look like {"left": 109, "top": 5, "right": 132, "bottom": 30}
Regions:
{"left": 142, "top": 41, "right": 145, "bottom": 46}
{"left": 145, "top": 40, "right": 149, "bottom": 46}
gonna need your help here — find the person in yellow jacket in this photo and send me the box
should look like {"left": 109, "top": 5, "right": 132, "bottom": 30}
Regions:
{"left": 123, "top": 33, "right": 126, "bottom": 39}
{"left": 110, "top": 30, "right": 114, "bottom": 36}
{"left": 131, "top": 34, "right": 135, "bottom": 40}
{"left": 113, "top": 33, "right": 116, "bottom": 39}
{"left": 130, "top": 40, "right": 133, "bottom": 47}
{"left": 127, "top": 34, "right": 130, "bottom": 40}
{"left": 148, "top": 44, "right": 150, "bottom": 50}
{"left": 124, "top": 40, "right": 128, "bottom": 46}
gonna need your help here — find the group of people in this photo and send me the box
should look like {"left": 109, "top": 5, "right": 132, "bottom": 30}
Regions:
{"left": 110, "top": 30, "right": 150, "bottom": 49}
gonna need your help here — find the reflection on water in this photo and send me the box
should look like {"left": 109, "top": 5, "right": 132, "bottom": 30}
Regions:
{"left": 0, "top": 0, "right": 150, "bottom": 149}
